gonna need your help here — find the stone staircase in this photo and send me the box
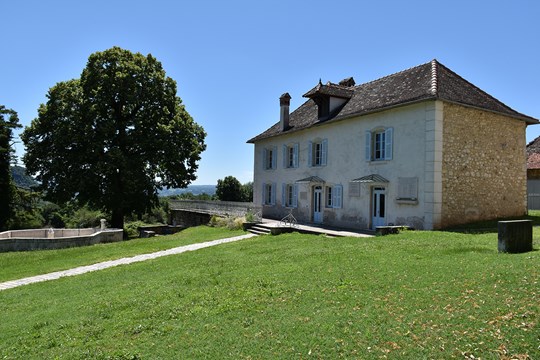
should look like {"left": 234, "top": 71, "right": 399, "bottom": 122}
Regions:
{"left": 245, "top": 223, "right": 272, "bottom": 236}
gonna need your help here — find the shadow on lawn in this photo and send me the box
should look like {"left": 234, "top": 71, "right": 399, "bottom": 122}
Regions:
{"left": 442, "top": 210, "right": 540, "bottom": 234}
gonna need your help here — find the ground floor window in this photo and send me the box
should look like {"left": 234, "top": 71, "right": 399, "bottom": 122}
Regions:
{"left": 282, "top": 183, "right": 298, "bottom": 207}
{"left": 325, "top": 185, "right": 343, "bottom": 208}
{"left": 263, "top": 182, "right": 276, "bottom": 205}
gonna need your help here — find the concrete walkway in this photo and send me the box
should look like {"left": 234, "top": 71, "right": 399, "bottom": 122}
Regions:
{"left": 0, "top": 233, "right": 256, "bottom": 292}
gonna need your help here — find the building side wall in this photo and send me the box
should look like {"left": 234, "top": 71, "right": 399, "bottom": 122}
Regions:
{"left": 441, "top": 103, "right": 527, "bottom": 228}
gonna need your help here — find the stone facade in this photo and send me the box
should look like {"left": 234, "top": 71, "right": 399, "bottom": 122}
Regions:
{"left": 440, "top": 103, "right": 527, "bottom": 227}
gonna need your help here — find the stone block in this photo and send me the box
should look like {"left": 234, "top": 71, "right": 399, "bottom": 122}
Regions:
{"left": 498, "top": 220, "right": 533, "bottom": 253}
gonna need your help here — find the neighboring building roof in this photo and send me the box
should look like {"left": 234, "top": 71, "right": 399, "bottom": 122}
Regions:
{"left": 527, "top": 137, "right": 540, "bottom": 169}
{"left": 248, "top": 60, "right": 539, "bottom": 143}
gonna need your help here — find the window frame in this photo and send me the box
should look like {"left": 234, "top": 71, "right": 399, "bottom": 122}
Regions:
{"left": 263, "top": 146, "right": 277, "bottom": 170}
{"left": 282, "top": 183, "right": 298, "bottom": 208}
{"left": 308, "top": 138, "right": 328, "bottom": 167}
{"left": 365, "top": 127, "right": 393, "bottom": 162}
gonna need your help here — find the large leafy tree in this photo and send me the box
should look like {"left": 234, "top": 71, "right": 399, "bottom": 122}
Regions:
{"left": 22, "top": 47, "right": 206, "bottom": 229}
{"left": 0, "top": 105, "right": 21, "bottom": 230}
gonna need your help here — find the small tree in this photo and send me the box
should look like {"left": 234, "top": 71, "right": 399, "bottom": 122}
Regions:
{"left": 0, "top": 105, "right": 21, "bottom": 230}
{"left": 216, "top": 176, "right": 243, "bottom": 202}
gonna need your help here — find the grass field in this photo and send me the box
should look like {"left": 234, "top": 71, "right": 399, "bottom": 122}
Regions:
{"left": 0, "top": 226, "right": 246, "bottom": 283}
{"left": 0, "top": 227, "right": 538, "bottom": 359}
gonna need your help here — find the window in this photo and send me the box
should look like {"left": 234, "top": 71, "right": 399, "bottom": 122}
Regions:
{"left": 308, "top": 139, "right": 328, "bottom": 167}
{"left": 325, "top": 185, "right": 343, "bottom": 208}
{"left": 282, "top": 183, "right": 298, "bottom": 207}
{"left": 365, "top": 128, "right": 393, "bottom": 161}
{"left": 263, "top": 183, "right": 276, "bottom": 205}
{"left": 397, "top": 177, "right": 418, "bottom": 201}
{"left": 283, "top": 143, "right": 299, "bottom": 168}
{"left": 263, "top": 146, "right": 277, "bottom": 170}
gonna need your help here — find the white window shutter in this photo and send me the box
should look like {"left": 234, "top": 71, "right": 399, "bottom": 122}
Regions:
{"left": 263, "top": 148, "right": 267, "bottom": 170}
{"left": 385, "top": 127, "right": 393, "bottom": 160}
{"left": 321, "top": 139, "right": 328, "bottom": 166}
{"left": 293, "top": 143, "right": 299, "bottom": 168}
{"left": 333, "top": 185, "right": 343, "bottom": 208}
{"left": 365, "top": 131, "right": 371, "bottom": 161}
{"left": 271, "top": 182, "right": 277, "bottom": 205}
{"left": 262, "top": 183, "right": 266, "bottom": 205}
{"left": 308, "top": 141, "right": 313, "bottom": 167}
{"left": 283, "top": 145, "right": 287, "bottom": 168}
{"left": 272, "top": 146, "right": 277, "bottom": 169}
{"left": 282, "top": 183, "right": 286, "bottom": 206}
{"left": 293, "top": 184, "right": 298, "bottom": 208}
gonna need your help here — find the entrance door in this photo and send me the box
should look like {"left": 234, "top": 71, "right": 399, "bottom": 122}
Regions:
{"left": 313, "top": 186, "right": 323, "bottom": 223}
{"left": 372, "top": 187, "right": 386, "bottom": 228}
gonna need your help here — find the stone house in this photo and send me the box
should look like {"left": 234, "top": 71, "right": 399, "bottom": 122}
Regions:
{"left": 526, "top": 137, "right": 540, "bottom": 209}
{"left": 247, "top": 60, "right": 538, "bottom": 230}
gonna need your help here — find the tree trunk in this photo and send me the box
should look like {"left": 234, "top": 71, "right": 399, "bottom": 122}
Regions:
{"left": 111, "top": 208, "right": 124, "bottom": 230}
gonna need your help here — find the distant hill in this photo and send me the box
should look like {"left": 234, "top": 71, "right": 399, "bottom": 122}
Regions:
{"left": 159, "top": 185, "right": 216, "bottom": 197}
{"left": 10, "top": 166, "right": 39, "bottom": 189}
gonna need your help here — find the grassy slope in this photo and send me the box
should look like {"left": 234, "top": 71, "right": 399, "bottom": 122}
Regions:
{"left": 0, "top": 230, "right": 538, "bottom": 359}
{"left": 0, "top": 226, "right": 246, "bottom": 282}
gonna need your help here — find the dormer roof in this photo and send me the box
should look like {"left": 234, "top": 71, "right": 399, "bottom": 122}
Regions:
{"left": 248, "top": 60, "right": 539, "bottom": 143}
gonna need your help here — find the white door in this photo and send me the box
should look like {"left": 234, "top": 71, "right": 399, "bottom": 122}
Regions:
{"left": 313, "top": 186, "right": 323, "bottom": 223}
{"left": 372, "top": 187, "right": 386, "bottom": 228}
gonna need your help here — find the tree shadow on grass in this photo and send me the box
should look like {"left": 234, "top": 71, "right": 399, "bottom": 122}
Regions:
{"left": 442, "top": 210, "right": 540, "bottom": 235}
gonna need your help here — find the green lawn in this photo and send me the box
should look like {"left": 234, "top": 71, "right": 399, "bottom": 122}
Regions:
{"left": 0, "top": 226, "right": 246, "bottom": 282}
{"left": 0, "top": 229, "right": 538, "bottom": 359}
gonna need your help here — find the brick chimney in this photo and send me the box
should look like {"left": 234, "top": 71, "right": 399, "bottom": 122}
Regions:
{"left": 279, "top": 93, "right": 291, "bottom": 131}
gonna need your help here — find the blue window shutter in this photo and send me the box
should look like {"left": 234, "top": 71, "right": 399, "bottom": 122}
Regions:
{"left": 293, "top": 184, "right": 298, "bottom": 208}
{"left": 321, "top": 139, "right": 328, "bottom": 166}
{"left": 385, "top": 127, "right": 393, "bottom": 160}
{"left": 272, "top": 146, "right": 277, "bottom": 169}
{"left": 271, "top": 182, "right": 276, "bottom": 205}
{"left": 365, "top": 131, "right": 371, "bottom": 161}
{"left": 282, "top": 183, "right": 286, "bottom": 206}
{"left": 333, "top": 185, "right": 343, "bottom": 208}
{"left": 293, "top": 143, "right": 299, "bottom": 168}
{"left": 308, "top": 141, "right": 313, "bottom": 167}
{"left": 282, "top": 145, "right": 287, "bottom": 168}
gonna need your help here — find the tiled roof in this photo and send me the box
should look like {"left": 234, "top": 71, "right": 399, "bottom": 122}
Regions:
{"left": 248, "top": 60, "right": 539, "bottom": 143}
{"left": 527, "top": 137, "right": 540, "bottom": 169}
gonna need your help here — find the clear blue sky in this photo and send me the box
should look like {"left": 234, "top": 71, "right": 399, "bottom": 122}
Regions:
{"left": 2, "top": 0, "right": 539, "bottom": 185}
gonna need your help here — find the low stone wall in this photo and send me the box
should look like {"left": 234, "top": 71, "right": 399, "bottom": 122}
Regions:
{"left": 0, "top": 228, "right": 124, "bottom": 252}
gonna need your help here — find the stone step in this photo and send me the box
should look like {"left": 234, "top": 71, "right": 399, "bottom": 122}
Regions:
{"left": 248, "top": 225, "right": 272, "bottom": 235}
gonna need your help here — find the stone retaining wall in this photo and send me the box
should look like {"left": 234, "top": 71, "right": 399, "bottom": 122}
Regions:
{"left": 0, "top": 229, "right": 124, "bottom": 252}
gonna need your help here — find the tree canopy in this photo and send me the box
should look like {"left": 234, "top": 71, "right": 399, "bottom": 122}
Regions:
{"left": 0, "top": 105, "right": 21, "bottom": 230}
{"left": 22, "top": 47, "right": 206, "bottom": 229}
{"left": 216, "top": 176, "right": 252, "bottom": 202}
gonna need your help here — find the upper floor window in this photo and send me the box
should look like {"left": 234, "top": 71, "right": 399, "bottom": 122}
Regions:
{"left": 365, "top": 128, "right": 393, "bottom": 161}
{"left": 283, "top": 143, "right": 299, "bottom": 169}
{"left": 263, "top": 146, "right": 277, "bottom": 170}
{"left": 309, "top": 139, "right": 328, "bottom": 167}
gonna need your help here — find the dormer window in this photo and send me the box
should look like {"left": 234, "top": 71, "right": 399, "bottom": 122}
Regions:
{"left": 303, "top": 78, "right": 355, "bottom": 120}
